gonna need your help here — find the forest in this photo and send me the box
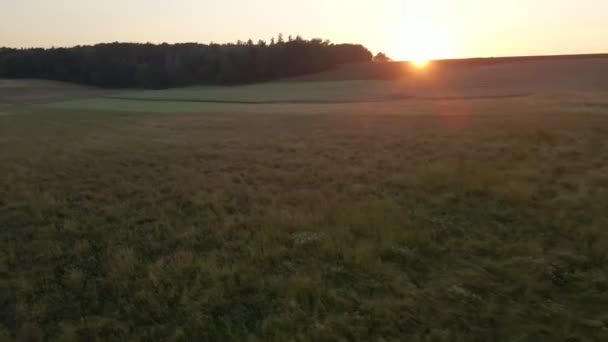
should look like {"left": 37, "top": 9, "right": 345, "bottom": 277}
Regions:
{"left": 0, "top": 36, "right": 373, "bottom": 88}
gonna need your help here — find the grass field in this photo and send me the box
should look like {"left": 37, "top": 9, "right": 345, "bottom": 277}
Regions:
{"left": 2, "top": 60, "right": 608, "bottom": 341}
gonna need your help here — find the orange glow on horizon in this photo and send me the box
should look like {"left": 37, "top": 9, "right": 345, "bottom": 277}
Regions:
{"left": 411, "top": 58, "right": 429, "bottom": 68}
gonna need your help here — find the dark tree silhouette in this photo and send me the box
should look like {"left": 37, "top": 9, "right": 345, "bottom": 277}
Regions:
{"left": 373, "top": 52, "right": 391, "bottom": 63}
{"left": 0, "top": 37, "right": 373, "bottom": 88}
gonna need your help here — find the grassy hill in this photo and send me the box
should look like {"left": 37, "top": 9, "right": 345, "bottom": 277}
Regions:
{"left": 13, "top": 57, "right": 599, "bottom": 114}
{"left": 291, "top": 56, "right": 608, "bottom": 87}
{"left": 3, "top": 55, "right": 608, "bottom": 114}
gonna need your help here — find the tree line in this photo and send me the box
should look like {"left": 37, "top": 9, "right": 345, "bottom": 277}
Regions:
{"left": 0, "top": 36, "right": 373, "bottom": 88}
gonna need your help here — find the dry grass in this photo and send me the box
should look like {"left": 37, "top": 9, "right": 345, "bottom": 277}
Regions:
{"left": 1, "top": 92, "right": 608, "bottom": 341}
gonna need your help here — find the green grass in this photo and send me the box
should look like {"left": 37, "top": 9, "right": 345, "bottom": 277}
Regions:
{"left": 42, "top": 96, "right": 533, "bottom": 114}
{"left": 109, "top": 81, "right": 398, "bottom": 103}
{"left": 2, "top": 86, "right": 608, "bottom": 341}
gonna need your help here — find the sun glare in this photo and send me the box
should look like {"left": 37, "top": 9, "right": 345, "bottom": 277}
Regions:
{"left": 411, "top": 58, "right": 429, "bottom": 68}
{"left": 392, "top": 18, "right": 453, "bottom": 65}
{"left": 404, "top": 29, "right": 448, "bottom": 66}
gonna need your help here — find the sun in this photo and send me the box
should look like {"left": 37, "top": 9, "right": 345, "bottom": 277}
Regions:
{"left": 392, "top": 20, "right": 453, "bottom": 65}
{"left": 411, "top": 58, "right": 429, "bottom": 68}
{"left": 405, "top": 32, "right": 446, "bottom": 66}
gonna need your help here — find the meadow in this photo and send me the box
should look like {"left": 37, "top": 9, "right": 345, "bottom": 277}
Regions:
{"left": 1, "top": 59, "right": 608, "bottom": 341}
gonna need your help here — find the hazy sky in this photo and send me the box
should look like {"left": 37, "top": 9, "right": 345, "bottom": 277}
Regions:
{"left": 1, "top": 0, "right": 606, "bottom": 60}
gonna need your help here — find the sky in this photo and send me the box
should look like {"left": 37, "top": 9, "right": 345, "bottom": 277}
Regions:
{"left": 1, "top": 0, "right": 607, "bottom": 60}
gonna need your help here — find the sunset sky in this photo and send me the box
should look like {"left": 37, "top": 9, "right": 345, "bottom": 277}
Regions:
{"left": 2, "top": 0, "right": 606, "bottom": 60}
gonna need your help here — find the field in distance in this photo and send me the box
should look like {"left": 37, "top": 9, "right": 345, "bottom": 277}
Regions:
{"left": 1, "top": 57, "right": 608, "bottom": 340}
{"left": 0, "top": 57, "right": 600, "bottom": 114}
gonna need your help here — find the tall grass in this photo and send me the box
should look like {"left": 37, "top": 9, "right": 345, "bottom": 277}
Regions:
{"left": 1, "top": 94, "right": 608, "bottom": 340}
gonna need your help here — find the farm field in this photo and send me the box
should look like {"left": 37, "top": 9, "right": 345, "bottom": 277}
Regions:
{"left": 24, "top": 57, "right": 608, "bottom": 112}
{"left": 1, "top": 59, "right": 608, "bottom": 341}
